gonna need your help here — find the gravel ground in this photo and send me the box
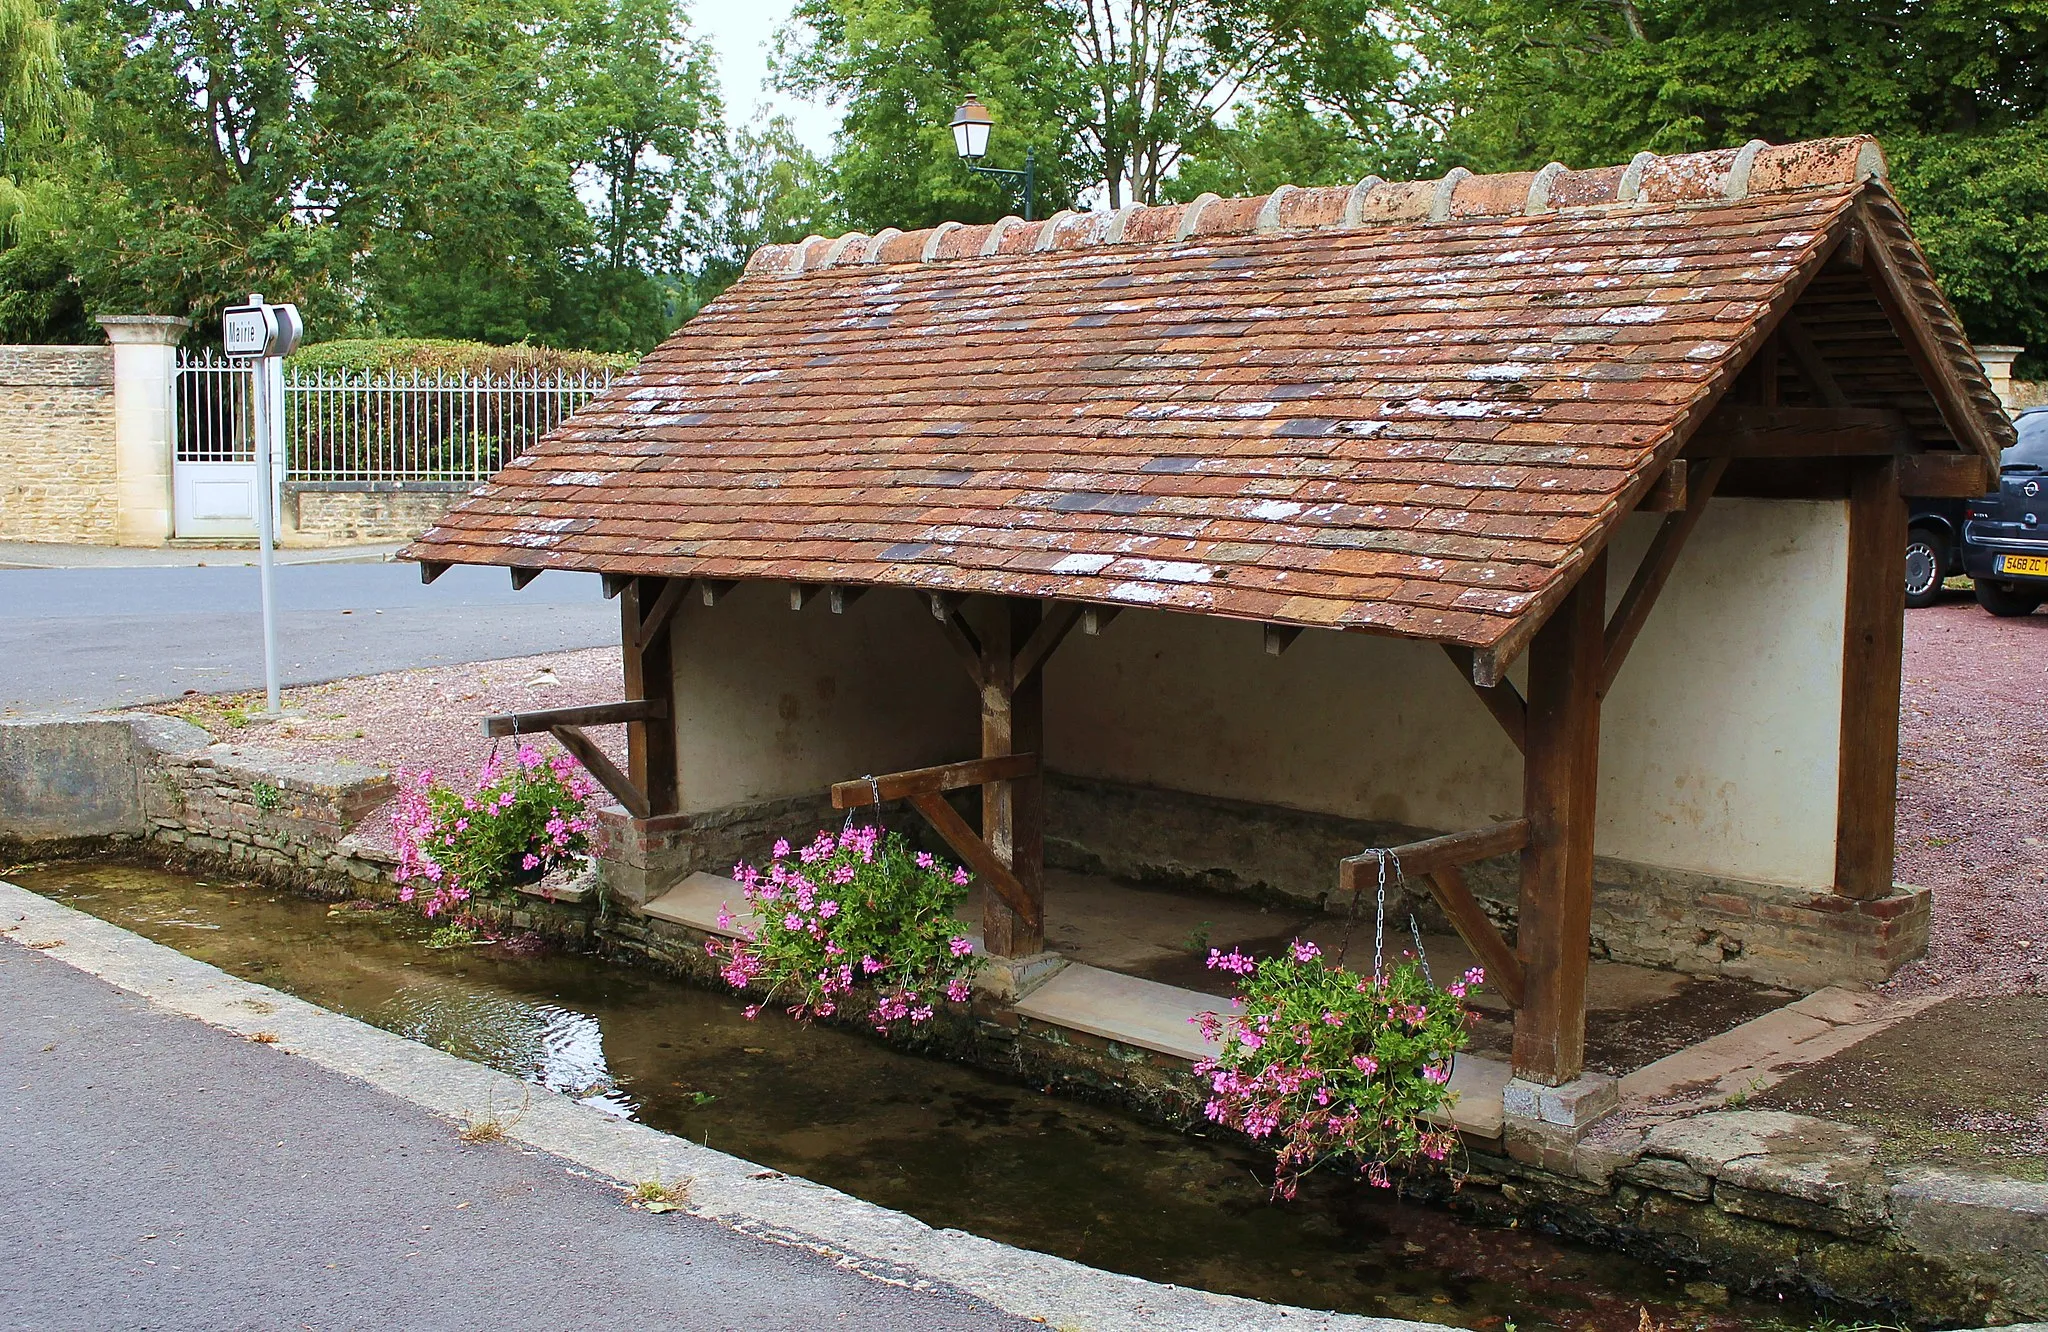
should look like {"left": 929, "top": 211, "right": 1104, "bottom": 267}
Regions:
{"left": 143, "top": 601, "right": 2048, "bottom": 1001}
{"left": 1889, "top": 598, "right": 2048, "bottom": 998}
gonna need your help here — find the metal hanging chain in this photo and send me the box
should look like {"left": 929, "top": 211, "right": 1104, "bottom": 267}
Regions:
{"left": 1336, "top": 847, "right": 1401, "bottom": 983}
{"left": 1408, "top": 911, "right": 1434, "bottom": 987}
{"left": 842, "top": 774, "right": 885, "bottom": 836}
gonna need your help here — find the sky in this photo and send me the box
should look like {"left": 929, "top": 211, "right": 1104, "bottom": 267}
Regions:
{"left": 692, "top": 0, "right": 842, "bottom": 154}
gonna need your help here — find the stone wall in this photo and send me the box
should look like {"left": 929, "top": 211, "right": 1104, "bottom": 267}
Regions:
{"left": 0, "top": 345, "right": 118, "bottom": 543}
{"left": 284, "top": 482, "right": 468, "bottom": 545}
{"left": 2014, "top": 379, "right": 2047, "bottom": 411}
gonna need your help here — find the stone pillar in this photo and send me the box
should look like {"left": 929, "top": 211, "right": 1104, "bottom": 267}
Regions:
{"left": 96, "top": 315, "right": 190, "bottom": 546}
{"left": 1977, "top": 345, "right": 2022, "bottom": 413}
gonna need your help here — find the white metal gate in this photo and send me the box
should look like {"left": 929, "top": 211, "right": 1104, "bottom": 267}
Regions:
{"left": 172, "top": 352, "right": 266, "bottom": 539}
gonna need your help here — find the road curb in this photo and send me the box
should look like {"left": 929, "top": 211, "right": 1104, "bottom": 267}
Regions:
{"left": 0, "top": 881, "right": 1442, "bottom": 1332}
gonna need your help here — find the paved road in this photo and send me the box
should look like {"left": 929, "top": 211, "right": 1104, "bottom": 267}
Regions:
{"left": 0, "top": 938, "right": 1029, "bottom": 1332}
{"left": 0, "top": 563, "right": 614, "bottom": 713}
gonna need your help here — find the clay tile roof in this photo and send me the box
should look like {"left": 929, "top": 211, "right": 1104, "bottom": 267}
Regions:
{"left": 408, "top": 136, "right": 2012, "bottom": 664}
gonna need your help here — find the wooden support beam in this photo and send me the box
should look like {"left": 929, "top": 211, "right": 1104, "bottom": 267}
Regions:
{"left": 635, "top": 577, "right": 690, "bottom": 652}
{"left": 1513, "top": 549, "right": 1605, "bottom": 1087}
{"left": 907, "top": 792, "right": 1040, "bottom": 930}
{"left": 1263, "top": 624, "right": 1303, "bottom": 657}
{"left": 419, "top": 561, "right": 450, "bottom": 585}
{"left": 601, "top": 573, "right": 634, "bottom": 600}
{"left": 1635, "top": 461, "right": 1688, "bottom": 513}
{"left": 1687, "top": 407, "right": 1913, "bottom": 459}
{"left": 1425, "top": 867, "right": 1525, "bottom": 1010}
{"left": 481, "top": 698, "right": 666, "bottom": 737}
{"left": 1081, "top": 606, "right": 1121, "bottom": 636}
{"left": 980, "top": 599, "right": 1045, "bottom": 956}
{"left": 829, "top": 753, "right": 1039, "bottom": 809}
{"left": 1442, "top": 645, "right": 1526, "bottom": 753}
{"left": 1601, "top": 456, "right": 1731, "bottom": 698}
{"left": 928, "top": 593, "right": 986, "bottom": 686}
{"left": 698, "top": 580, "right": 736, "bottom": 606}
{"left": 620, "top": 578, "right": 679, "bottom": 817}
{"left": 551, "top": 723, "right": 651, "bottom": 819}
{"left": 1777, "top": 315, "right": 1851, "bottom": 409}
{"left": 1899, "top": 452, "right": 1990, "bottom": 498}
{"left": 510, "top": 567, "right": 542, "bottom": 590}
{"left": 1009, "top": 603, "right": 1081, "bottom": 689}
{"left": 1835, "top": 457, "right": 1906, "bottom": 901}
{"left": 1339, "top": 819, "right": 1530, "bottom": 892}
{"left": 829, "top": 585, "right": 866, "bottom": 614}
{"left": 788, "top": 583, "right": 821, "bottom": 611}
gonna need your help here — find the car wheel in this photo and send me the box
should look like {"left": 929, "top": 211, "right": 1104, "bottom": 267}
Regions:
{"left": 1904, "top": 528, "right": 1944, "bottom": 607}
{"left": 1974, "top": 579, "right": 2044, "bottom": 618}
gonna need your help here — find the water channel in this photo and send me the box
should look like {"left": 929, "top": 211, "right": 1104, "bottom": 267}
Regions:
{"left": 14, "top": 860, "right": 1862, "bottom": 1331}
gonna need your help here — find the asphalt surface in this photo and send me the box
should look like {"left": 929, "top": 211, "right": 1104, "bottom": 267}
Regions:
{"left": 0, "top": 937, "right": 1030, "bottom": 1332}
{"left": 0, "top": 563, "right": 615, "bottom": 713}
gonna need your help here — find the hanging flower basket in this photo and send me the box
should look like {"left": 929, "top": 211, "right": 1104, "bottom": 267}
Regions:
{"left": 1195, "top": 936, "right": 1482, "bottom": 1199}
{"left": 707, "top": 825, "right": 980, "bottom": 1032}
{"left": 390, "top": 744, "right": 602, "bottom": 917}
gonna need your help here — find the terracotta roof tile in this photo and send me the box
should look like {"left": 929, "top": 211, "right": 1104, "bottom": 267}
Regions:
{"left": 409, "top": 136, "right": 2011, "bottom": 659}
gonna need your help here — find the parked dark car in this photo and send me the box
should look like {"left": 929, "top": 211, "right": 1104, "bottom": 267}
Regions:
{"left": 1907, "top": 497, "right": 1969, "bottom": 607}
{"left": 1963, "top": 406, "right": 2048, "bottom": 616}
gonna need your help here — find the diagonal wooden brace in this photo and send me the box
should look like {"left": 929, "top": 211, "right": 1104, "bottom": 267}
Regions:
{"left": 908, "top": 791, "right": 1041, "bottom": 930}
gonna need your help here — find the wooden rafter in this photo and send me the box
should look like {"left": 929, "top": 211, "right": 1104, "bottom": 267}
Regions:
{"left": 1600, "top": 456, "right": 1732, "bottom": 698}
{"left": 1777, "top": 314, "right": 1851, "bottom": 409}
{"left": 1636, "top": 461, "right": 1688, "bottom": 513}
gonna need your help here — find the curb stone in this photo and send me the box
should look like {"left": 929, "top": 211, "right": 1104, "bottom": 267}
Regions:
{"left": 0, "top": 880, "right": 1447, "bottom": 1332}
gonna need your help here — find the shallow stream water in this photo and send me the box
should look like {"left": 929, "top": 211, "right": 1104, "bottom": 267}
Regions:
{"left": 16, "top": 861, "right": 1850, "bottom": 1332}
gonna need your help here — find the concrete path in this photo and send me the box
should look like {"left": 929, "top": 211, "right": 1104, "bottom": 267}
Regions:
{"left": 0, "top": 937, "right": 1031, "bottom": 1332}
{"left": 0, "top": 563, "right": 613, "bottom": 713}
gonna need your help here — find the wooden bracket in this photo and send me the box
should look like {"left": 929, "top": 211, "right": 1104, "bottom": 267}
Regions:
{"left": 907, "top": 792, "right": 1040, "bottom": 930}
{"left": 1009, "top": 604, "right": 1082, "bottom": 690}
{"left": 601, "top": 573, "right": 635, "bottom": 600}
{"left": 788, "top": 583, "right": 821, "bottom": 611}
{"left": 635, "top": 577, "right": 690, "bottom": 652}
{"left": 698, "top": 580, "right": 737, "bottom": 606}
{"left": 480, "top": 700, "right": 664, "bottom": 819}
{"left": 928, "top": 593, "right": 987, "bottom": 686}
{"left": 420, "top": 561, "right": 450, "bottom": 585}
{"left": 1443, "top": 645, "right": 1525, "bottom": 753}
{"left": 1081, "top": 606, "right": 1121, "bottom": 636}
{"left": 1338, "top": 821, "right": 1530, "bottom": 1008}
{"left": 1600, "top": 456, "right": 1731, "bottom": 698}
{"left": 829, "top": 586, "right": 866, "bottom": 614}
{"left": 1899, "top": 452, "right": 1990, "bottom": 498}
{"left": 1635, "top": 461, "right": 1688, "bottom": 513}
{"left": 510, "top": 567, "right": 542, "bottom": 590}
{"left": 1778, "top": 315, "right": 1851, "bottom": 409}
{"left": 1263, "top": 624, "right": 1302, "bottom": 657}
{"left": 829, "top": 753, "right": 1039, "bottom": 809}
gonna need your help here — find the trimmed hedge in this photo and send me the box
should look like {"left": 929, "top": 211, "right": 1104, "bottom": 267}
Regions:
{"left": 286, "top": 338, "right": 637, "bottom": 376}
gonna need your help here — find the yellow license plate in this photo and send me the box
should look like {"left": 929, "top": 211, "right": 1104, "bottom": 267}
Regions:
{"left": 1999, "top": 554, "right": 2048, "bottom": 576}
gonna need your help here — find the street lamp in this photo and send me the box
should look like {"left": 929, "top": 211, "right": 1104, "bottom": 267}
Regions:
{"left": 950, "top": 95, "right": 1035, "bottom": 222}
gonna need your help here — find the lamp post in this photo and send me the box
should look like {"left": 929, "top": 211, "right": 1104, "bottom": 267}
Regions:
{"left": 950, "top": 95, "right": 1035, "bottom": 222}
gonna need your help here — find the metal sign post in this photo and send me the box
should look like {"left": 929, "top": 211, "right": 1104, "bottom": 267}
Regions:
{"left": 221, "top": 294, "right": 303, "bottom": 717}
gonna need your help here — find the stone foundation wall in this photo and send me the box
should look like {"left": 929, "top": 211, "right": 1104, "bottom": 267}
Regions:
{"left": 1045, "top": 774, "right": 1928, "bottom": 992}
{"left": 0, "top": 345, "right": 118, "bottom": 543}
{"left": 594, "top": 791, "right": 843, "bottom": 909}
{"left": 144, "top": 742, "right": 396, "bottom": 888}
{"left": 284, "top": 482, "right": 466, "bottom": 545}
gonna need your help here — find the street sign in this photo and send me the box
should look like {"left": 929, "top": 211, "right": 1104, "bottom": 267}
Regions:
{"left": 221, "top": 304, "right": 272, "bottom": 359}
{"left": 220, "top": 292, "right": 306, "bottom": 717}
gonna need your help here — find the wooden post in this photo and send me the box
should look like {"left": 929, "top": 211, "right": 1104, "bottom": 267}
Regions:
{"left": 1835, "top": 458, "right": 1906, "bottom": 900}
{"left": 621, "top": 577, "right": 680, "bottom": 816}
{"left": 1512, "top": 551, "right": 1606, "bottom": 1086}
{"left": 981, "top": 599, "right": 1046, "bottom": 956}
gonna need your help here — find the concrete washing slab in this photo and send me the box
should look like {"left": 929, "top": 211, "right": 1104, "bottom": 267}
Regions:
{"left": 643, "top": 872, "right": 1512, "bottom": 1141}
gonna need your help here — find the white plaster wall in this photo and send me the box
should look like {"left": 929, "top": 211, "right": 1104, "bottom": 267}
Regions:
{"left": 1045, "top": 499, "right": 1849, "bottom": 888}
{"left": 669, "top": 584, "right": 979, "bottom": 812}
{"left": 1597, "top": 499, "right": 1845, "bottom": 886}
